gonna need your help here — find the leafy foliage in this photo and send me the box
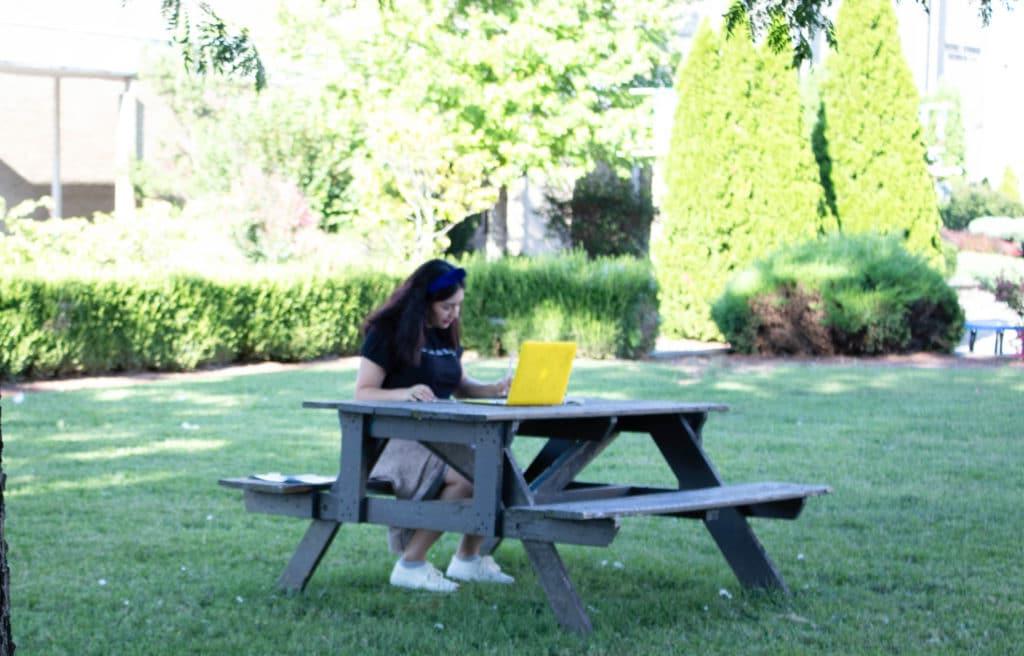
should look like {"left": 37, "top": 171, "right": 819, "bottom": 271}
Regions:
{"left": 655, "top": 18, "right": 828, "bottom": 340}
{"left": 139, "top": 58, "right": 358, "bottom": 234}
{"left": 816, "top": 0, "right": 944, "bottom": 267}
{"left": 143, "top": 0, "right": 683, "bottom": 261}
{"left": 991, "top": 274, "right": 1024, "bottom": 320}
{"left": 156, "top": 1, "right": 1009, "bottom": 90}
{"left": 0, "top": 255, "right": 657, "bottom": 379}
{"left": 159, "top": 0, "right": 265, "bottom": 91}
{"left": 462, "top": 253, "right": 659, "bottom": 359}
{"left": 546, "top": 163, "right": 654, "bottom": 259}
{"left": 711, "top": 234, "right": 965, "bottom": 355}
{"left": 939, "top": 180, "right": 1024, "bottom": 230}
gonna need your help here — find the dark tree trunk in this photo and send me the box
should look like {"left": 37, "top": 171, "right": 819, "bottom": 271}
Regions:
{"left": 0, "top": 401, "right": 13, "bottom": 655}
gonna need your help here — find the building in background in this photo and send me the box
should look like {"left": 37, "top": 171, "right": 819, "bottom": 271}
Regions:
{"left": 0, "top": 2, "right": 168, "bottom": 219}
{"left": 895, "top": 0, "right": 1023, "bottom": 186}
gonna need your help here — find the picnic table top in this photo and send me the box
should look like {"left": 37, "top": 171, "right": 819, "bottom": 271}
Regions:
{"left": 965, "top": 319, "right": 1024, "bottom": 330}
{"left": 301, "top": 398, "right": 729, "bottom": 422}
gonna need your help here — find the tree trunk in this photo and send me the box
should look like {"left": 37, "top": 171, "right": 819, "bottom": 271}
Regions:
{"left": 0, "top": 407, "right": 13, "bottom": 655}
{"left": 486, "top": 185, "right": 508, "bottom": 258}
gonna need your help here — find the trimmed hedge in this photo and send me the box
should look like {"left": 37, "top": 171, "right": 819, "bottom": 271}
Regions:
{"left": 0, "top": 255, "right": 658, "bottom": 380}
{"left": 462, "top": 254, "right": 659, "bottom": 360}
{"left": 711, "top": 234, "right": 964, "bottom": 356}
{"left": 0, "top": 273, "right": 396, "bottom": 379}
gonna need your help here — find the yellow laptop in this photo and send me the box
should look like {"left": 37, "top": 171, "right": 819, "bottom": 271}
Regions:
{"left": 467, "top": 341, "right": 577, "bottom": 406}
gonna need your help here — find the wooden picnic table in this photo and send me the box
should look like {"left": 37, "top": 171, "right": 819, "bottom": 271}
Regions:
{"left": 221, "top": 398, "right": 830, "bottom": 634}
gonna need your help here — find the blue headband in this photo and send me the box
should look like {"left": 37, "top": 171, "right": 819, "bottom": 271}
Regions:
{"left": 427, "top": 267, "right": 466, "bottom": 295}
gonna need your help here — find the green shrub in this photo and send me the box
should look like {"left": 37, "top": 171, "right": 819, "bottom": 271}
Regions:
{"left": 711, "top": 234, "right": 964, "bottom": 355}
{"left": 0, "top": 255, "right": 659, "bottom": 379}
{"left": 462, "top": 254, "right": 659, "bottom": 360}
{"left": 0, "top": 273, "right": 396, "bottom": 379}
{"left": 940, "top": 182, "right": 1024, "bottom": 230}
{"left": 547, "top": 163, "right": 654, "bottom": 259}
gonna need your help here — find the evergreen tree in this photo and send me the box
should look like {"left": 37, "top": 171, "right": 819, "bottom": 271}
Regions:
{"left": 656, "top": 19, "right": 827, "bottom": 339}
{"left": 818, "top": 0, "right": 944, "bottom": 265}
{"left": 654, "top": 22, "right": 725, "bottom": 339}
{"left": 999, "top": 166, "right": 1021, "bottom": 204}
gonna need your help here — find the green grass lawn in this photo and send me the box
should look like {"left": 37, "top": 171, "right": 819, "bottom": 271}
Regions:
{"left": 4, "top": 358, "right": 1023, "bottom": 655}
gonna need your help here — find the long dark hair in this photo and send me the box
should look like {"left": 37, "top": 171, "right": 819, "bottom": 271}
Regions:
{"left": 362, "top": 259, "right": 464, "bottom": 366}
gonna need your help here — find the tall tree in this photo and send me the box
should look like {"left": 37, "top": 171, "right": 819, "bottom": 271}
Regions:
{"left": 654, "top": 22, "right": 725, "bottom": 339}
{"left": 817, "top": 0, "right": 944, "bottom": 265}
{"left": 656, "top": 18, "right": 827, "bottom": 340}
{"left": 280, "top": 0, "right": 680, "bottom": 258}
{"left": 157, "top": 1, "right": 1014, "bottom": 92}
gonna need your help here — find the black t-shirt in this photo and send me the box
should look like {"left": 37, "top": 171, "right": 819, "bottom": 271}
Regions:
{"left": 360, "top": 326, "right": 463, "bottom": 399}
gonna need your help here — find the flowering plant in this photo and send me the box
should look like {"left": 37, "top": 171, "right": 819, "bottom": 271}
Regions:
{"left": 993, "top": 275, "right": 1024, "bottom": 321}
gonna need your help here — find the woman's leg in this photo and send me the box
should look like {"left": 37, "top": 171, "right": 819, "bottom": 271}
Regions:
{"left": 401, "top": 467, "right": 477, "bottom": 562}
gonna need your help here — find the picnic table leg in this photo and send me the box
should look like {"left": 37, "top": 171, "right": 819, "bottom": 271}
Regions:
{"left": 482, "top": 420, "right": 617, "bottom": 556}
{"left": 647, "top": 413, "right": 788, "bottom": 592}
{"left": 481, "top": 439, "right": 573, "bottom": 556}
{"left": 277, "top": 520, "right": 341, "bottom": 592}
{"left": 522, "top": 540, "right": 593, "bottom": 635}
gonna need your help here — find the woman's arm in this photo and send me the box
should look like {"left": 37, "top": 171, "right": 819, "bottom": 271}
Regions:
{"left": 456, "top": 373, "right": 511, "bottom": 399}
{"left": 355, "top": 357, "right": 436, "bottom": 402}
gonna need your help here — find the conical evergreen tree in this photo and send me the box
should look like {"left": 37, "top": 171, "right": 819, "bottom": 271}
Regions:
{"left": 655, "top": 21, "right": 725, "bottom": 339}
{"left": 656, "top": 18, "right": 827, "bottom": 339}
{"left": 999, "top": 166, "right": 1021, "bottom": 204}
{"left": 818, "top": 0, "right": 943, "bottom": 265}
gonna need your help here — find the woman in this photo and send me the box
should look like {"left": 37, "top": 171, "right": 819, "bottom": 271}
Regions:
{"left": 354, "top": 259, "right": 515, "bottom": 592}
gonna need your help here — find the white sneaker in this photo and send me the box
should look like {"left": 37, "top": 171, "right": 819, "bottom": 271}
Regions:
{"left": 389, "top": 560, "right": 459, "bottom": 593}
{"left": 446, "top": 555, "right": 515, "bottom": 584}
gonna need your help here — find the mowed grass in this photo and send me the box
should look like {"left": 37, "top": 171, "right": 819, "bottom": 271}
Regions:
{"left": 4, "top": 358, "right": 1023, "bottom": 655}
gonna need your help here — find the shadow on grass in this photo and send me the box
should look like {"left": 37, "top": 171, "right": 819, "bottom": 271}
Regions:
{"left": 5, "top": 360, "right": 1024, "bottom": 653}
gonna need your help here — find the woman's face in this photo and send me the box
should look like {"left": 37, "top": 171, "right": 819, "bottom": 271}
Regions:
{"left": 428, "top": 287, "right": 464, "bottom": 329}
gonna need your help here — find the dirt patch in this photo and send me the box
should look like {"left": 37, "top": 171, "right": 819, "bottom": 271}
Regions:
{"left": 749, "top": 286, "right": 834, "bottom": 356}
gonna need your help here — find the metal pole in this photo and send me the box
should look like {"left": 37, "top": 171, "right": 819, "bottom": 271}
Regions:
{"left": 52, "top": 76, "right": 62, "bottom": 219}
{"left": 115, "top": 77, "right": 137, "bottom": 220}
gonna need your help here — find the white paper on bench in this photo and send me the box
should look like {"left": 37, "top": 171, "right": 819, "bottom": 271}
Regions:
{"left": 250, "top": 472, "right": 336, "bottom": 485}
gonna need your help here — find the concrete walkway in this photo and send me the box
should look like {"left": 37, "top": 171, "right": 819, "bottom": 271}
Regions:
{"left": 952, "top": 283, "right": 1023, "bottom": 358}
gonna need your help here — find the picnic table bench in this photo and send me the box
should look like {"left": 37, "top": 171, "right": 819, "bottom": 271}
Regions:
{"left": 220, "top": 399, "right": 830, "bottom": 634}
{"left": 964, "top": 319, "right": 1024, "bottom": 356}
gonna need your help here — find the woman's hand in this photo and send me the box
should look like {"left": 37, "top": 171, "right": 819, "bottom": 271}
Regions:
{"left": 493, "top": 375, "right": 512, "bottom": 398}
{"left": 407, "top": 384, "right": 436, "bottom": 402}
